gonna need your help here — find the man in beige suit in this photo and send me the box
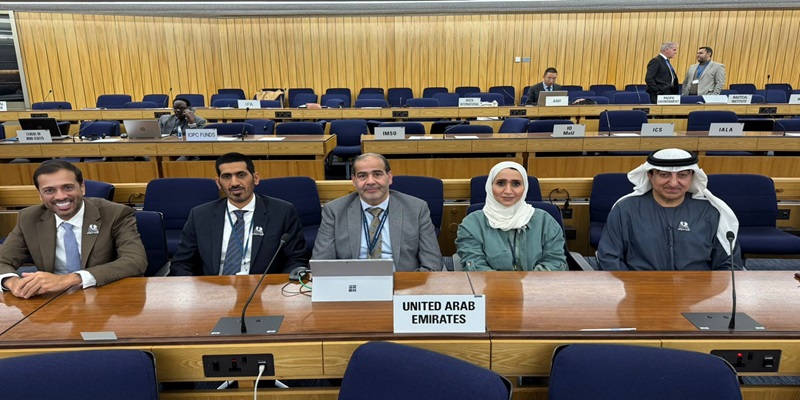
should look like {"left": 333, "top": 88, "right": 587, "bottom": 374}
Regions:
{"left": 682, "top": 46, "right": 726, "bottom": 96}
{"left": 0, "top": 160, "right": 146, "bottom": 298}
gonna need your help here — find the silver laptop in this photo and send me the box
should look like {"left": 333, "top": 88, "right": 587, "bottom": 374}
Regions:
{"left": 310, "top": 259, "right": 394, "bottom": 302}
{"left": 537, "top": 90, "right": 569, "bottom": 105}
{"left": 124, "top": 119, "right": 166, "bottom": 139}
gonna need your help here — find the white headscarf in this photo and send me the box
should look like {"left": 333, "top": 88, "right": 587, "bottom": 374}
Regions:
{"left": 482, "top": 161, "right": 535, "bottom": 231}
{"left": 615, "top": 148, "right": 739, "bottom": 255}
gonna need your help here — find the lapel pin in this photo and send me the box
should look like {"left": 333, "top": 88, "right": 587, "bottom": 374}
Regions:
{"left": 253, "top": 226, "right": 264, "bottom": 236}
{"left": 86, "top": 224, "right": 100, "bottom": 235}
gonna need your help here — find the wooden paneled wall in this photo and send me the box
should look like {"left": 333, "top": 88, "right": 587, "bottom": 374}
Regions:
{"left": 15, "top": 10, "right": 800, "bottom": 109}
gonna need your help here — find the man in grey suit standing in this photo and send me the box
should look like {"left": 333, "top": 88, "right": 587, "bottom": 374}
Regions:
{"left": 681, "top": 46, "right": 726, "bottom": 96}
{"left": 312, "top": 153, "right": 442, "bottom": 271}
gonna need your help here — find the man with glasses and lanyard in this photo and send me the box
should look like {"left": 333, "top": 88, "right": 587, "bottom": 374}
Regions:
{"left": 312, "top": 153, "right": 443, "bottom": 272}
{"left": 158, "top": 97, "right": 207, "bottom": 136}
{"left": 170, "top": 152, "right": 307, "bottom": 276}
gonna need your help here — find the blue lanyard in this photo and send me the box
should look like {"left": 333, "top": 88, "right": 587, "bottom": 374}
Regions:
{"left": 506, "top": 230, "right": 519, "bottom": 271}
{"left": 362, "top": 207, "right": 389, "bottom": 257}
{"left": 696, "top": 63, "right": 707, "bottom": 78}
{"left": 226, "top": 209, "right": 254, "bottom": 267}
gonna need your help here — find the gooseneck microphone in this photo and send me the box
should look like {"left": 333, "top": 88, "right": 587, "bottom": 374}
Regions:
{"left": 164, "top": 87, "right": 173, "bottom": 108}
{"left": 501, "top": 89, "right": 518, "bottom": 107}
{"left": 726, "top": 231, "right": 737, "bottom": 330}
{"left": 73, "top": 120, "right": 100, "bottom": 142}
{"left": 239, "top": 233, "right": 289, "bottom": 333}
{"left": 604, "top": 109, "right": 613, "bottom": 136}
{"left": 238, "top": 107, "right": 250, "bottom": 140}
{"left": 43, "top": 89, "right": 53, "bottom": 103}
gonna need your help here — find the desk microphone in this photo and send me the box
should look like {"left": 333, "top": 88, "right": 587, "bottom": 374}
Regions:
{"left": 603, "top": 109, "right": 613, "bottom": 136}
{"left": 43, "top": 89, "right": 53, "bottom": 104}
{"left": 765, "top": 75, "right": 772, "bottom": 104}
{"left": 726, "top": 231, "right": 737, "bottom": 330}
{"left": 501, "top": 89, "right": 518, "bottom": 107}
{"left": 74, "top": 120, "right": 101, "bottom": 142}
{"left": 632, "top": 84, "right": 645, "bottom": 104}
{"left": 444, "top": 120, "right": 468, "bottom": 135}
{"left": 238, "top": 107, "right": 250, "bottom": 140}
{"left": 165, "top": 87, "right": 173, "bottom": 108}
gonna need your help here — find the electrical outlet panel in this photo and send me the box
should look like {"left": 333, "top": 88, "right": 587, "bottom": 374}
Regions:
{"left": 202, "top": 354, "right": 275, "bottom": 377}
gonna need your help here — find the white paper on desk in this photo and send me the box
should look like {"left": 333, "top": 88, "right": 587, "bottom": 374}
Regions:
{"left": 92, "top": 138, "right": 123, "bottom": 143}
{"left": 611, "top": 133, "right": 640, "bottom": 137}
{"left": 452, "top": 135, "right": 480, "bottom": 139}
{"left": 216, "top": 136, "right": 239, "bottom": 141}
{"left": 784, "top": 132, "right": 800, "bottom": 137}
{"left": 408, "top": 136, "right": 433, "bottom": 140}
{"left": 259, "top": 136, "right": 286, "bottom": 141}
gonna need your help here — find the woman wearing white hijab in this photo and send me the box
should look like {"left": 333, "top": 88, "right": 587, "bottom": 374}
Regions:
{"left": 456, "top": 162, "right": 567, "bottom": 271}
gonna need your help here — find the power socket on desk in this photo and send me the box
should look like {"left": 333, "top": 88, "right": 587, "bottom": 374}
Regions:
{"left": 711, "top": 350, "right": 781, "bottom": 373}
{"left": 510, "top": 109, "right": 527, "bottom": 116}
{"left": 275, "top": 111, "right": 293, "bottom": 118}
{"left": 202, "top": 354, "right": 275, "bottom": 377}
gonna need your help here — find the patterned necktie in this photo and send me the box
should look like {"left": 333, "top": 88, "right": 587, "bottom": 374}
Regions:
{"left": 666, "top": 59, "right": 676, "bottom": 82}
{"left": 367, "top": 207, "right": 384, "bottom": 259}
{"left": 62, "top": 222, "right": 81, "bottom": 273}
{"left": 222, "top": 210, "right": 246, "bottom": 275}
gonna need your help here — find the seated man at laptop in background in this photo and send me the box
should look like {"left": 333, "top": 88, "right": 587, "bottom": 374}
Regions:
{"left": 170, "top": 152, "right": 307, "bottom": 276}
{"left": 158, "top": 97, "right": 207, "bottom": 136}
{"left": 312, "top": 153, "right": 442, "bottom": 272}
{"left": 524, "top": 67, "right": 562, "bottom": 105}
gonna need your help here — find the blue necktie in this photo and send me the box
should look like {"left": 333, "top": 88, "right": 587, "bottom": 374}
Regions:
{"left": 222, "top": 210, "right": 246, "bottom": 275}
{"left": 62, "top": 222, "right": 81, "bottom": 273}
{"left": 666, "top": 59, "right": 676, "bottom": 81}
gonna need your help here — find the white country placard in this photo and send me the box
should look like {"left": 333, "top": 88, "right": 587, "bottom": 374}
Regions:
{"left": 458, "top": 97, "right": 481, "bottom": 107}
{"left": 394, "top": 294, "right": 486, "bottom": 333}
{"left": 0, "top": 101, "right": 7, "bottom": 111}
{"left": 789, "top": 94, "right": 800, "bottom": 104}
{"left": 238, "top": 100, "right": 261, "bottom": 109}
{"left": 640, "top": 123, "right": 675, "bottom": 136}
{"left": 727, "top": 94, "right": 752, "bottom": 105}
{"left": 374, "top": 126, "right": 406, "bottom": 140}
{"left": 657, "top": 95, "right": 680, "bottom": 105}
{"left": 702, "top": 95, "right": 728, "bottom": 104}
{"left": 551, "top": 124, "right": 585, "bottom": 137}
{"left": 18, "top": 129, "right": 53, "bottom": 143}
{"left": 185, "top": 128, "right": 218, "bottom": 141}
{"left": 709, "top": 122, "right": 744, "bottom": 136}
{"left": 545, "top": 96, "right": 569, "bottom": 107}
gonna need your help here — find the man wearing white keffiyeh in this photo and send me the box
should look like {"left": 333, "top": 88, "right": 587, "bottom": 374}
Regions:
{"left": 597, "top": 148, "right": 743, "bottom": 271}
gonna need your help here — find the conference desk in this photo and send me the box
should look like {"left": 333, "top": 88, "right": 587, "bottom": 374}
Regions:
{"left": 0, "top": 134, "right": 336, "bottom": 184}
{"left": 363, "top": 132, "right": 800, "bottom": 178}
{"left": 1, "top": 272, "right": 799, "bottom": 399}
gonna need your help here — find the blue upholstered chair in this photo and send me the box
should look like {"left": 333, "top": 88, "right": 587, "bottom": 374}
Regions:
{"left": 422, "top": 87, "right": 449, "bottom": 98}
{"left": 520, "top": 86, "right": 531, "bottom": 104}
{"left": 325, "top": 88, "right": 352, "bottom": 107}
{"left": 355, "top": 93, "right": 385, "bottom": 101}
{"left": 729, "top": 83, "right": 756, "bottom": 94}
{"left": 378, "top": 122, "right": 426, "bottom": 135}
{"left": 707, "top": 174, "right": 800, "bottom": 255}
{"left": 205, "top": 122, "right": 254, "bottom": 136}
{"left": 775, "top": 118, "right": 800, "bottom": 133}
{"left": 135, "top": 210, "right": 170, "bottom": 276}
{"left": 209, "top": 93, "right": 240, "bottom": 105}
{"left": 321, "top": 93, "right": 351, "bottom": 108}
{"left": 598, "top": 110, "right": 648, "bottom": 133}
{"left": 455, "top": 86, "right": 481, "bottom": 97}
{"left": 123, "top": 101, "right": 158, "bottom": 109}
{"left": 339, "top": 341, "right": 511, "bottom": 400}
{"left": 498, "top": 118, "right": 530, "bottom": 133}
{"left": 330, "top": 119, "right": 368, "bottom": 177}
{"left": 432, "top": 92, "right": 460, "bottom": 107}
{"left": 275, "top": 121, "right": 324, "bottom": 135}
{"left": 96, "top": 94, "right": 132, "bottom": 108}
{"left": 354, "top": 99, "right": 389, "bottom": 108}
{"left": 527, "top": 119, "right": 575, "bottom": 133}
{"left": 32, "top": 101, "right": 72, "bottom": 110}
{"left": 244, "top": 119, "right": 276, "bottom": 135}
{"left": 79, "top": 120, "right": 120, "bottom": 139}
{"left": 142, "top": 94, "right": 169, "bottom": 107}
{"left": 84, "top": 179, "right": 115, "bottom": 201}
{"left": 560, "top": 85, "right": 584, "bottom": 92}
{"left": 681, "top": 95, "right": 706, "bottom": 104}
{"left": 589, "top": 173, "right": 634, "bottom": 248}
{"left": 143, "top": 178, "right": 220, "bottom": 256}
{"left": 210, "top": 98, "right": 239, "bottom": 108}
{"left": 358, "top": 87, "right": 384, "bottom": 96}
{"left": 624, "top": 84, "right": 647, "bottom": 92}
{"left": 548, "top": 344, "right": 742, "bottom": 400}
{"left": 288, "top": 88, "right": 315, "bottom": 107}
{"left": 686, "top": 110, "right": 738, "bottom": 131}
{"left": 255, "top": 88, "right": 286, "bottom": 104}
{"left": 430, "top": 120, "right": 468, "bottom": 134}
{"left": 489, "top": 85, "right": 516, "bottom": 106}
{"left": 578, "top": 96, "right": 610, "bottom": 104}
{"left": 290, "top": 92, "right": 319, "bottom": 107}
{"left": 470, "top": 174, "right": 542, "bottom": 204}
{"left": 613, "top": 92, "right": 650, "bottom": 104}
{"left": 589, "top": 84, "right": 617, "bottom": 94}
{"left": 387, "top": 87, "right": 413, "bottom": 107}
{"left": 765, "top": 83, "right": 793, "bottom": 97}
{"left": 405, "top": 97, "right": 440, "bottom": 108}
{"left": 175, "top": 93, "right": 205, "bottom": 107}
{"left": 753, "top": 89, "right": 788, "bottom": 103}
{"left": 468, "top": 92, "right": 505, "bottom": 106}
{"left": 0, "top": 350, "right": 159, "bottom": 400}
{"left": 390, "top": 176, "right": 444, "bottom": 236}
{"left": 259, "top": 100, "right": 283, "bottom": 108}
{"left": 567, "top": 90, "right": 596, "bottom": 102}
{"left": 446, "top": 124, "right": 493, "bottom": 134}
{"left": 217, "top": 88, "right": 246, "bottom": 99}
{"left": 720, "top": 89, "right": 739, "bottom": 95}
{"left": 255, "top": 176, "right": 321, "bottom": 253}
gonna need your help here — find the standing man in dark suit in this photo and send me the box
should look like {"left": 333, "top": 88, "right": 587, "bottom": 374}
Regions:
{"left": 312, "top": 153, "right": 442, "bottom": 271}
{"left": 645, "top": 42, "right": 680, "bottom": 103}
{"left": 170, "top": 152, "right": 307, "bottom": 276}
{"left": 0, "top": 160, "right": 147, "bottom": 298}
{"left": 524, "top": 67, "right": 562, "bottom": 105}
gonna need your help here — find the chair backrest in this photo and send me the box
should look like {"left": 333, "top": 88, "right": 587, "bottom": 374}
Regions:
{"left": 359, "top": 87, "right": 384, "bottom": 96}
{"left": 720, "top": 89, "right": 738, "bottom": 95}
{"left": 624, "top": 84, "right": 647, "bottom": 92}
{"left": 579, "top": 95, "right": 611, "bottom": 104}
{"left": 123, "top": 101, "right": 158, "bottom": 109}
{"left": 599, "top": 110, "right": 648, "bottom": 132}
{"left": 446, "top": 124, "right": 493, "bottom": 134}
{"left": 498, "top": 117, "right": 530, "bottom": 133}
{"left": 455, "top": 86, "right": 481, "bottom": 97}
{"left": 765, "top": 83, "right": 793, "bottom": 94}
{"left": 275, "top": 121, "right": 324, "bottom": 135}
{"left": 706, "top": 174, "right": 778, "bottom": 228}
{"left": 613, "top": 92, "right": 650, "bottom": 104}
{"left": 356, "top": 93, "right": 386, "bottom": 101}
{"left": 527, "top": 119, "right": 574, "bottom": 133}
{"left": 330, "top": 119, "right": 368, "bottom": 146}
{"left": 290, "top": 92, "right": 319, "bottom": 107}
{"left": 259, "top": 100, "right": 283, "bottom": 108}
{"left": 0, "top": 350, "right": 159, "bottom": 400}
{"left": 244, "top": 119, "right": 276, "bottom": 135}
{"left": 96, "top": 94, "right": 132, "bottom": 108}
{"left": 84, "top": 179, "right": 115, "bottom": 201}
{"left": 681, "top": 95, "right": 706, "bottom": 104}
{"left": 468, "top": 92, "right": 505, "bottom": 106}
{"left": 567, "top": 90, "right": 596, "bottom": 101}
{"left": 489, "top": 86, "right": 516, "bottom": 106}
{"left": 729, "top": 83, "right": 756, "bottom": 94}
{"left": 325, "top": 88, "right": 352, "bottom": 106}
{"left": 378, "top": 122, "right": 426, "bottom": 135}
{"left": 217, "top": 88, "right": 246, "bottom": 99}
{"left": 143, "top": 178, "right": 220, "bottom": 231}
{"left": 0, "top": 124, "right": 4, "bottom": 140}
{"left": 405, "top": 97, "right": 440, "bottom": 108}
{"left": 560, "top": 85, "right": 584, "bottom": 92}
{"left": 142, "top": 94, "right": 169, "bottom": 107}
{"left": 589, "top": 173, "right": 633, "bottom": 226}
{"left": 548, "top": 344, "right": 742, "bottom": 400}
{"left": 430, "top": 120, "right": 468, "bottom": 134}
{"left": 754, "top": 89, "right": 788, "bottom": 103}
{"left": 288, "top": 88, "right": 315, "bottom": 106}
{"left": 205, "top": 122, "right": 254, "bottom": 136}
{"left": 175, "top": 93, "right": 205, "bottom": 108}
{"left": 686, "top": 110, "right": 738, "bottom": 131}
{"left": 589, "top": 84, "right": 617, "bottom": 93}
{"left": 432, "top": 92, "right": 460, "bottom": 107}
{"left": 520, "top": 85, "right": 532, "bottom": 104}
{"left": 354, "top": 98, "right": 389, "bottom": 108}
{"left": 32, "top": 101, "right": 72, "bottom": 110}
{"left": 422, "top": 87, "right": 449, "bottom": 98}
{"left": 390, "top": 176, "right": 444, "bottom": 231}
{"left": 210, "top": 93, "right": 241, "bottom": 104}
{"left": 775, "top": 118, "right": 800, "bottom": 133}
{"left": 321, "top": 93, "right": 351, "bottom": 108}
{"left": 255, "top": 176, "right": 322, "bottom": 228}
{"left": 387, "top": 87, "right": 413, "bottom": 107}
{"left": 470, "top": 175, "right": 542, "bottom": 203}
{"left": 134, "top": 210, "right": 169, "bottom": 276}
{"left": 210, "top": 98, "right": 239, "bottom": 108}
{"left": 256, "top": 88, "right": 286, "bottom": 104}
{"left": 80, "top": 120, "right": 120, "bottom": 138}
